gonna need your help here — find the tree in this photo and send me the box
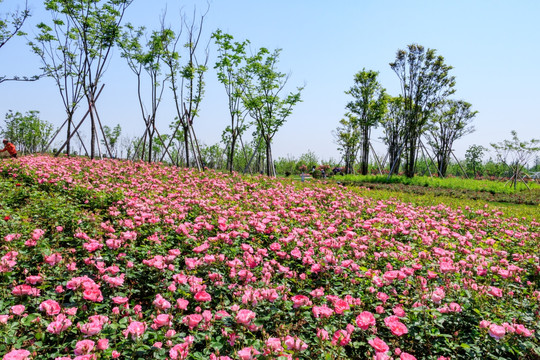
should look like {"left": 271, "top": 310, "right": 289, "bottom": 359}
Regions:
{"left": 101, "top": 123, "right": 121, "bottom": 158}
{"left": 45, "top": 0, "right": 133, "bottom": 159}
{"left": 345, "top": 69, "right": 386, "bottom": 175}
{"left": 212, "top": 29, "right": 250, "bottom": 172}
{"left": 1, "top": 110, "right": 54, "bottom": 153}
{"left": 491, "top": 131, "right": 540, "bottom": 190}
{"left": 0, "top": 0, "right": 38, "bottom": 84}
{"left": 333, "top": 113, "right": 360, "bottom": 174}
{"left": 29, "top": 11, "right": 86, "bottom": 156}
{"left": 380, "top": 95, "right": 406, "bottom": 173}
{"left": 118, "top": 24, "right": 174, "bottom": 162}
{"left": 389, "top": 44, "right": 455, "bottom": 177}
{"left": 243, "top": 47, "right": 303, "bottom": 176}
{"left": 427, "top": 99, "right": 477, "bottom": 177}
{"left": 465, "top": 144, "right": 486, "bottom": 177}
{"left": 161, "top": 7, "right": 209, "bottom": 169}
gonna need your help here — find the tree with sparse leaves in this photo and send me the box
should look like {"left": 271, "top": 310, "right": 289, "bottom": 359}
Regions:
{"left": 118, "top": 23, "right": 174, "bottom": 162}
{"left": 1, "top": 110, "right": 54, "bottom": 154}
{"left": 380, "top": 95, "right": 406, "bottom": 173}
{"left": 43, "top": 0, "right": 133, "bottom": 159}
{"left": 345, "top": 69, "right": 386, "bottom": 175}
{"left": 491, "top": 131, "right": 540, "bottom": 190}
{"left": 0, "top": 0, "right": 38, "bottom": 84}
{"left": 242, "top": 47, "right": 303, "bottom": 176}
{"left": 212, "top": 29, "right": 250, "bottom": 172}
{"left": 427, "top": 99, "right": 477, "bottom": 177}
{"left": 161, "top": 7, "right": 209, "bottom": 169}
{"left": 333, "top": 113, "right": 361, "bottom": 175}
{"left": 465, "top": 144, "right": 486, "bottom": 177}
{"left": 390, "top": 44, "right": 455, "bottom": 177}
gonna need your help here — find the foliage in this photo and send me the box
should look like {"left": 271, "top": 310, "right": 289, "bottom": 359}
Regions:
{"left": 43, "top": 0, "right": 134, "bottom": 158}
{"left": 491, "top": 131, "right": 540, "bottom": 190}
{"left": 0, "top": 156, "right": 538, "bottom": 360}
{"left": 243, "top": 47, "right": 303, "bottom": 176}
{"left": 102, "top": 124, "right": 122, "bottom": 158}
{"left": 427, "top": 100, "right": 477, "bottom": 177}
{"left": 0, "top": 155, "right": 538, "bottom": 360}
{"left": 390, "top": 44, "right": 456, "bottom": 178}
{"left": 465, "top": 145, "right": 486, "bottom": 177}
{"left": 380, "top": 95, "right": 406, "bottom": 174}
{"left": 0, "top": 0, "right": 37, "bottom": 84}
{"left": 1, "top": 110, "right": 54, "bottom": 154}
{"left": 345, "top": 69, "right": 386, "bottom": 175}
{"left": 212, "top": 29, "right": 250, "bottom": 172}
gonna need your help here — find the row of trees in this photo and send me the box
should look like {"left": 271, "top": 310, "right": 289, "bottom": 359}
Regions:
{"left": 2, "top": 0, "right": 303, "bottom": 175}
{"left": 335, "top": 44, "right": 478, "bottom": 178}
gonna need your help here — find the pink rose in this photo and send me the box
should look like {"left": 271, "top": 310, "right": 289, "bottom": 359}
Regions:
{"left": 488, "top": 324, "right": 506, "bottom": 340}
{"left": 82, "top": 288, "right": 103, "bottom": 302}
{"left": 389, "top": 321, "right": 408, "bottom": 336}
{"left": 334, "top": 299, "right": 350, "bottom": 314}
{"left": 237, "top": 346, "right": 260, "bottom": 360}
{"left": 97, "top": 338, "right": 109, "bottom": 350}
{"left": 182, "top": 314, "right": 202, "bottom": 330}
{"left": 153, "top": 294, "right": 171, "bottom": 310}
{"left": 284, "top": 335, "right": 308, "bottom": 351}
{"left": 265, "top": 337, "right": 283, "bottom": 353}
{"left": 356, "top": 311, "right": 376, "bottom": 330}
{"left": 312, "top": 305, "right": 334, "bottom": 318}
{"left": 368, "top": 337, "right": 389, "bottom": 353}
{"left": 74, "top": 339, "right": 95, "bottom": 355}
{"left": 317, "top": 328, "right": 329, "bottom": 341}
{"left": 176, "top": 298, "right": 189, "bottom": 310}
{"left": 331, "top": 329, "right": 351, "bottom": 346}
{"left": 153, "top": 314, "right": 172, "bottom": 329}
{"left": 47, "top": 314, "right": 72, "bottom": 334}
{"left": 3, "top": 349, "right": 31, "bottom": 360}
{"left": 400, "top": 353, "right": 417, "bottom": 360}
{"left": 430, "top": 288, "right": 445, "bottom": 304}
{"left": 10, "top": 305, "right": 25, "bottom": 315}
{"left": 79, "top": 321, "right": 103, "bottom": 336}
{"left": 123, "top": 321, "right": 146, "bottom": 340}
{"left": 291, "top": 295, "right": 312, "bottom": 308}
{"left": 235, "top": 309, "right": 256, "bottom": 325}
{"left": 194, "top": 291, "right": 212, "bottom": 302}
{"left": 40, "top": 299, "right": 62, "bottom": 316}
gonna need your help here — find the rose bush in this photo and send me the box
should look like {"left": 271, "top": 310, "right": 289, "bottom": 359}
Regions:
{"left": 0, "top": 155, "right": 538, "bottom": 359}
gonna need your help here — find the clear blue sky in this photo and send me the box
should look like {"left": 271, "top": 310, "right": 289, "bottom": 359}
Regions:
{"left": 1, "top": 0, "right": 539, "bottom": 163}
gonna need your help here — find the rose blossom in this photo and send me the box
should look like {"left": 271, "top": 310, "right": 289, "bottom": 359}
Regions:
{"left": 488, "top": 324, "right": 506, "bottom": 340}
{"left": 40, "top": 299, "right": 62, "bottom": 316}
{"left": 194, "top": 290, "right": 212, "bottom": 302}
{"left": 235, "top": 309, "right": 256, "bottom": 325}
{"left": 3, "top": 349, "right": 31, "bottom": 360}
{"left": 356, "top": 311, "right": 376, "bottom": 330}
{"left": 368, "top": 337, "right": 389, "bottom": 353}
{"left": 10, "top": 305, "right": 25, "bottom": 315}
{"left": 74, "top": 340, "right": 95, "bottom": 355}
{"left": 284, "top": 335, "right": 308, "bottom": 351}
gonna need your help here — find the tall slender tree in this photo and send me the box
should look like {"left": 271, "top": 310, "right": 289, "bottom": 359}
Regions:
{"left": 118, "top": 24, "right": 174, "bottom": 162}
{"left": 44, "top": 0, "right": 133, "bottom": 159}
{"left": 427, "top": 99, "right": 477, "bottom": 177}
{"left": 212, "top": 29, "right": 250, "bottom": 172}
{"left": 162, "top": 7, "right": 209, "bottom": 169}
{"left": 0, "top": 0, "right": 37, "bottom": 84}
{"left": 390, "top": 44, "right": 455, "bottom": 177}
{"left": 381, "top": 95, "right": 406, "bottom": 173}
{"left": 29, "top": 12, "right": 86, "bottom": 156}
{"left": 345, "top": 69, "right": 386, "bottom": 175}
{"left": 242, "top": 47, "right": 303, "bottom": 176}
{"left": 333, "top": 113, "right": 361, "bottom": 174}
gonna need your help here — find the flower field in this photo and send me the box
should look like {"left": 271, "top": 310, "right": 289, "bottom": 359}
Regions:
{"left": 0, "top": 155, "right": 539, "bottom": 360}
